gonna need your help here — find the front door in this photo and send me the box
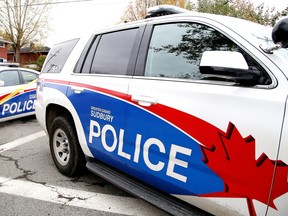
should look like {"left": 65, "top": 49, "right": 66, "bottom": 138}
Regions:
{"left": 125, "top": 21, "right": 288, "bottom": 216}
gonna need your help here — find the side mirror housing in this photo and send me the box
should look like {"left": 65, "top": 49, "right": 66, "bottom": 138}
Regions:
{"left": 272, "top": 17, "right": 288, "bottom": 48}
{"left": 199, "top": 51, "right": 261, "bottom": 86}
{"left": 262, "top": 17, "right": 288, "bottom": 53}
{"left": 0, "top": 80, "right": 4, "bottom": 87}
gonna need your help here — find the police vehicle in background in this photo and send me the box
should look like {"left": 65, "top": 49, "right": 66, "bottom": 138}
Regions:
{"left": 0, "top": 67, "right": 39, "bottom": 122}
{"left": 0, "top": 63, "right": 20, "bottom": 67}
{"left": 35, "top": 5, "right": 288, "bottom": 216}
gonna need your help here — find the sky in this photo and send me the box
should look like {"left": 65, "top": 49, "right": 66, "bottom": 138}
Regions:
{"left": 44, "top": 0, "right": 288, "bottom": 47}
{"left": 45, "top": 0, "right": 130, "bottom": 46}
{"left": 251, "top": 0, "right": 288, "bottom": 11}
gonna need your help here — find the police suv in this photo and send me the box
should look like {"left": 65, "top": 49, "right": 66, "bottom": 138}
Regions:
{"left": 35, "top": 5, "right": 288, "bottom": 216}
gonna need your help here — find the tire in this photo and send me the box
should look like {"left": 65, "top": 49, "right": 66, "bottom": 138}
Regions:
{"left": 49, "top": 115, "right": 86, "bottom": 176}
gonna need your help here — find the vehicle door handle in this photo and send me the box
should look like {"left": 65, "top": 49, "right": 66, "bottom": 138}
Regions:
{"left": 71, "top": 86, "right": 84, "bottom": 94}
{"left": 131, "top": 95, "right": 158, "bottom": 107}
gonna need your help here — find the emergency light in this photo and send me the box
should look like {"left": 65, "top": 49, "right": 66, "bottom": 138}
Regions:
{"left": 145, "top": 5, "right": 189, "bottom": 18}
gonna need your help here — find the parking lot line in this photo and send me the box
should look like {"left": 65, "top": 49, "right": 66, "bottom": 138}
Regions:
{"left": 0, "top": 176, "right": 158, "bottom": 215}
{"left": 0, "top": 131, "right": 46, "bottom": 153}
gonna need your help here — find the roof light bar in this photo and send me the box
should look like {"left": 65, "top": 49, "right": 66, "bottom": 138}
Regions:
{"left": 145, "top": 5, "right": 189, "bottom": 19}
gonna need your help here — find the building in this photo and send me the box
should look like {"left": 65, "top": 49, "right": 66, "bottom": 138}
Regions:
{"left": 7, "top": 44, "right": 50, "bottom": 65}
{"left": 0, "top": 37, "right": 12, "bottom": 63}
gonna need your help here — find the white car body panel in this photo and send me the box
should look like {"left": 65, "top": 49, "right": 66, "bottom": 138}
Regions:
{"left": 35, "top": 11, "right": 288, "bottom": 216}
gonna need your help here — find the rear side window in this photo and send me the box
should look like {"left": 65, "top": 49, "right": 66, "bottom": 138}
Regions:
{"left": 79, "top": 28, "right": 138, "bottom": 75}
{"left": 42, "top": 38, "right": 79, "bottom": 73}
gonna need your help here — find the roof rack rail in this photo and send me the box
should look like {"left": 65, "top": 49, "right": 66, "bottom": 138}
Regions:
{"left": 145, "top": 5, "right": 189, "bottom": 19}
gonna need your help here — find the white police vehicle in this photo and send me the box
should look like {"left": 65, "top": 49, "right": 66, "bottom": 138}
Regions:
{"left": 0, "top": 67, "right": 39, "bottom": 122}
{"left": 35, "top": 5, "right": 288, "bottom": 216}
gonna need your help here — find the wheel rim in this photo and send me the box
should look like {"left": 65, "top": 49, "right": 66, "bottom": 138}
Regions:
{"left": 53, "top": 128, "right": 70, "bottom": 166}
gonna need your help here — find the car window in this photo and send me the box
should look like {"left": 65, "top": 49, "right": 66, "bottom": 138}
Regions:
{"left": 21, "top": 71, "right": 38, "bottom": 83}
{"left": 90, "top": 28, "right": 138, "bottom": 75}
{"left": 0, "top": 70, "right": 20, "bottom": 86}
{"left": 42, "top": 38, "right": 79, "bottom": 73}
{"left": 145, "top": 23, "right": 271, "bottom": 85}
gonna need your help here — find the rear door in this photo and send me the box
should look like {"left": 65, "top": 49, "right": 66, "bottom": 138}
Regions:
{"left": 68, "top": 27, "right": 144, "bottom": 171}
{"left": 125, "top": 20, "right": 288, "bottom": 215}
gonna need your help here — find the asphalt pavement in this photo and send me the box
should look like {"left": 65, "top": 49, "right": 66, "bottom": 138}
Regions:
{"left": 0, "top": 116, "right": 168, "bottom": 216}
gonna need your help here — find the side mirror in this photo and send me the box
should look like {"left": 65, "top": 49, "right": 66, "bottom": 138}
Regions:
{"left": 272, "top": 17, "right": 288, "bottom": 48}
{"left": 199, "top": 51, "right": 261, "bottom": 86}
{"left": 0, "top": 80, "right": 4, "bottom": 87}
{"left": 262, "top": 17, "right": 288, "bottom": 53}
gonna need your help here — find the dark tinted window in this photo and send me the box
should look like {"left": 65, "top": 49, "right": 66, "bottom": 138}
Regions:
{"left": 0, "top": 70, "right": 20, "bottom": 86}
{"left": 90, "top": 28, "right": 138, "bottom": 75}
{"left": 145, "top": 23, "right": 271, "bottom": 84}
{"left": 42, "top": 38, "right": 79, "bottom": 73}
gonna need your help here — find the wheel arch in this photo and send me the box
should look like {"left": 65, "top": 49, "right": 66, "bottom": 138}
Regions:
{"left": 46, "top": 104, "right": 72, "bottom": 133}
{"left": 45, "top": 103, "right": 93, "bottom": 158}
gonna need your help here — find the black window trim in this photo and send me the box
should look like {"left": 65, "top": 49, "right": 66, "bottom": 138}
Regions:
{"left": 126, "top": 25, "right": 146, "bottom": 76}
{"left": 74, "top": 35, "right": 99, "bottom": 73}
{"left": 134, "top": 24, "right": 153, "bottom": 77}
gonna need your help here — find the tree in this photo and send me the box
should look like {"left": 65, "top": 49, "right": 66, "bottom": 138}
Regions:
{"left": 193, "top": 0, "right": 288, "bottom": 26}
{"left": 0, "top": 0, "right": 51, "bottom": 63}
{"left": 120, "top": 0, "right": 187, "bottom": 22}
{"left": 121, "top": 0, "right": 287, "bottom": 26}
{"left": 36, "top": 54, "right": 46, "bottom": 70}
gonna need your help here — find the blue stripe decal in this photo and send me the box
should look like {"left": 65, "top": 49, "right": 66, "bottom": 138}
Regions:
{"left": 0, "top": 91, "right": 36, "bottom": 119}
{"left": 65, "top": 85, "right": 224, "bottom": 195}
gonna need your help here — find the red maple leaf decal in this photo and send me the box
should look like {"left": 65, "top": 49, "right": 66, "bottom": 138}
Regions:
{"left": 126, "top": 99, "right": 288, "bottom": 215}
{"left": 201, "top": 123, "right": 288, "bottom": 216}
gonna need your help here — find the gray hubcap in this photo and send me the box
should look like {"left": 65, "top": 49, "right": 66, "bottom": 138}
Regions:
{"left": 53, "top": 128, "right": 70, "bottom": 166}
